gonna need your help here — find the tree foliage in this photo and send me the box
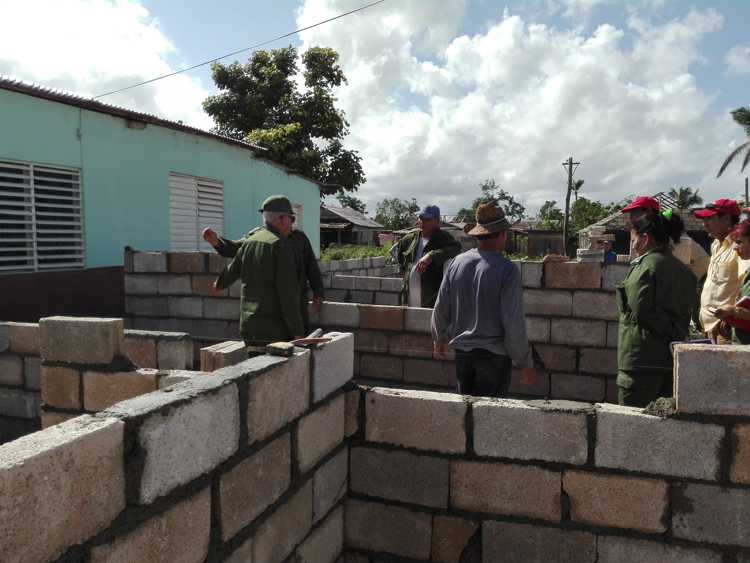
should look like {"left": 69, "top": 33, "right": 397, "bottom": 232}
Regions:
{"left": 568, "top": 197, "right": 622, "bottom": 234}
{"left": 374, "top": 198, "right": 420, "bottom": 231}
{"left": 537, "top": 200, "right": 564, "bottom": 230}
{"left": 668, "top": 186, "right": 703, "bottom": 209}
{"left": 456, "top": 179, "right": 526, "bottom": 223}
{"left": 335, "top": 191, "right": 366, "bottom": 214}
{"left": 717, "top": 107, "right": 750, "bottom": 177}
{"left": 203, "top": 46, "right": 365, "bottom": 193}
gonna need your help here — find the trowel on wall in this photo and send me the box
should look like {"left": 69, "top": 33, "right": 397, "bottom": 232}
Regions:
{"left": 266, "top": 329, "right": 332, "bottom": 357}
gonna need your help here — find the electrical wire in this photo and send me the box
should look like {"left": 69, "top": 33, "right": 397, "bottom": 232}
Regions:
{"left": 94, "top": 0, "right": 388, "bottom": 99}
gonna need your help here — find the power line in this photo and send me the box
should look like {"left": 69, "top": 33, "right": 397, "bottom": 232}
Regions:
{"left": 94, "top": 0, "right": 388, "bottom": 99}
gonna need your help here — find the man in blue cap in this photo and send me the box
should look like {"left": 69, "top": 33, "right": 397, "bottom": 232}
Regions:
{"left": 394, "top": 204, "right": 461, "bottom": 308}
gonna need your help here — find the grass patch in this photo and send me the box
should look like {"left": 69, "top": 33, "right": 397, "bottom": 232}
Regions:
{"left": 321, "top": 243, "right": 393, "bottom": 262}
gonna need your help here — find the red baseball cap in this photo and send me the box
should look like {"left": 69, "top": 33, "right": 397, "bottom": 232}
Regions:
{"left": 622, "top": 196, "right": 660, "bottom": 213}
{"left": 694, "top": 199, "right": 741, "bottom": 219}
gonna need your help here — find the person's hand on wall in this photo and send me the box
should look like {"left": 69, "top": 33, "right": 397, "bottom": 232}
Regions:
{"left": 212, "top": 280, "right": 223, "bottom": 296}
{"left": 202, "top": 228, "right": 219, "bottom": 248}
{"left": 312, "top": 296, "right": 323, "bottom": 313}
{"left": 521, "top": 367, "right": 537, "bottom": 387}
{"left": 416, "top": 254, "right": 432, "bottom": 274}
{"left": 433, "top": 340, "right": 449, "bottom": 358}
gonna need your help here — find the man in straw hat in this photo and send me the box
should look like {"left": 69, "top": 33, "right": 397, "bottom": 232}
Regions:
{"left": 431, "top": 200, "right": 536, "bottom": 396}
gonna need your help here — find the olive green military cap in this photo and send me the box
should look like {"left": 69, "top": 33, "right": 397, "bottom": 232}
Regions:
{"left": 259, "top": 195, "right": 294, "bottom": 214}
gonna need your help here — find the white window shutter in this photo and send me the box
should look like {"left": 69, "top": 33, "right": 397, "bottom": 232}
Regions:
{"left": 197, "top": 177, "right": 224, "bottom": 252}
{"left": 292, "top": 203, "right": 304, "bottom": 232}
{"left": 169, "top": 172, "right": 223, "bottom": 251}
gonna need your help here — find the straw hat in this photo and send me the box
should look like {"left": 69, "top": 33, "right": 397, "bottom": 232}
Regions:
{"left": 467, "top": 200, "right": 510, "bottom": 236}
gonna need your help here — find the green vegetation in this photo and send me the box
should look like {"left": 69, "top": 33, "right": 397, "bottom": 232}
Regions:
{"left": 457, "top": 179, "right": 526, "bottom": 224}
{"left": 717, "top": 107, "right": 750, "bottom": 177}
{"left": 374, "top": 198, "right": 419, "bottom": 231}
{"left": 320, "top": 243, "right": 393, "bottom": 262}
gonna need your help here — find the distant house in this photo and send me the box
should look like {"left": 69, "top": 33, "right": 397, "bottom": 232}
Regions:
{"left": 509, "top": 221, "right": 565, "bottom": 256}
{"left": 320, "top": 205, "right": 384, "bottom": 246}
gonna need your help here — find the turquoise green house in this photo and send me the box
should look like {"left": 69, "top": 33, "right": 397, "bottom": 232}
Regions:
{"left": 0, "top": 77, "right": 321, "bottom": 273}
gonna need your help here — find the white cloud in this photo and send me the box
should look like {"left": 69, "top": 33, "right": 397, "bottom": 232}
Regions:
{"left": 0, "top": 0, "right": 213, "bottom": 129}
{"left": 298, "top": 1, "right": 744, "bottom": 215}
{"left": 726, "top": 43, "right": 750, "bottom": 75}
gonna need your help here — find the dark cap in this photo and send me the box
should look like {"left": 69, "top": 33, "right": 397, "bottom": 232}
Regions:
{"left": 418, "top": 205, "right": 441, "bottom": 220}
{"left": 694, "top": 198, "right": 741, "bottom": 219}
{"left": 259, "top": 195, "right": 294, "bottom": 215}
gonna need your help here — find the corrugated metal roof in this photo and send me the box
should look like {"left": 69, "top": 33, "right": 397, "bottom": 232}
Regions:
{"left": 321, "top": 204, "right": 383, "bottom": 229}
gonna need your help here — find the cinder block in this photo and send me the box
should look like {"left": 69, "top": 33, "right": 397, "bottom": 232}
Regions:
{"left": 208, "top": 253, "right": 229, "bottom": 274}
{"left": 23, "top": 356, "right": 41, "bottom": 390}
{"left": 355, "top": 329, "right": 389, "bottom": 353}
{"left": 573, "top": 291, "right": 618, "bottom": 320}
{"left": 371, "top": 256, "right": 386, "bottom": 268}
{"left": 432, "top": 516, "right": 479, "bottom": 563}
{"left": 0, "top": 354, "right": 23, "bottom": 386}
{"left": 403, "top": 358, "right": 456, "bottom": 388}
{"left": 359, "top": 304, "right": 404, "bottom": 331}
{"left": 473, "top": 399, "right": 589, "bottom": 464}
{"left": 345, "top": 499, "right": 432, "bottom": 559}
{"left": 0, "top": 416, "right": 125, "bottom": 563}
{"left": 551, "top": 373, "right": 605, "bottom": 402}
{"left": 675, "top": 344, "right": 750, "bottom": 415}
{"left": 345, "top": 389, "right": 360, "bottom": 437}
{"left": 133, "top": 251, "right": 167, "bottom": 273}
{"left": 483, "top": 521, "right": 596, "bottom": 563}
{"left": 526, "top": 316, "right": 550, "bottom": 343}
{"left": 545, "top": 261, "right": 602, "bottom": 289}
{"left": 297, "top": 394, "right": 345, "bottom": 473}
{"left": 168, "top": 297, "right": 203, "bottom": 318}
{"left": 404, "top": 307, "right": 432, "bottom": 333}
{"left": 313, "top": 447, "right": 348, "bottom": 523}
{"left": 606, "top": 321, "right": 618, "bottom": 348}
{"left": 605, "top": 375, "right": 618, "bottom": 404}
{"left": 297, "top": 506, "right": 343, "bottom": 563}
{"left": 351, "top": 446, "right": 449, "bottom": 508}
{"left": 247, "top": 350, "right": 310, "bottom": 444}
{"left": 328, "top": 260, "right": 341, "bottom": 272}
{"left": 389, "top": 332, "right": 433, "bottom": 358}
{"left": 563, "top": 470, "right": 668, "bottom": 532}
{"left": 451, "top": 460, "right": 560, "bottom": 519}
{"left": 522, "top": 261, "right": 544, "bottom": 288}
{"left": 355, "top": 276, "right": 381, "bottom": 291}
{"left": 509, "top": 367, "right": 550, "bottom": 397}
{"left": 41, "top": 365, "right": 81, "bottom": 409}
{"left": 523, "top": 290, "right": 573, "bottom": 316}
{"left": 229, "top": 281, "right": 241, "bottom": 298}
{"left": 597, "top": 535, "right": 722, "bottom": 563}
{"left": 105, "top": 382, "right": 239, "bottom": 504}
{"left": 320, "top": 302, "right": 360, "bottom": 328}
{"left": 39, "top": 317, "right": 123, "bottom": 364}
{"left": 0, "top": 387, "right": 40, "bottom": 418}
{"left": 312, "top": 332, "right": 354, "bottom": 402}
{"left": 366, "top": 387, "right": 466, "bottom": 453}
{"left": 192, "top": 274, "right": 227, "bottom": 297}
{"left": 126, "top": 296, "right": 169, "bottom": 317}
{"left": 168, "top": 252, "right": 206, "bottom": 273}
{"left": 157, "top": 339, "right": 194, "bottom": 370}
{"left": 158, "top": 274, "right": 192, "bottom": 295}
{"left": 359, "top": 353, "right": 403, "bottom": 380}
{"left": 83, "top": 369, "right": 159, "bottom": 412}
{"left": 89, "top": 488, "right": 210, "bottom": 563}
{"left": 6, "top": 322, "right": 38, "bottom": 355}
{"left": 332, "top": 275, "right": 356, "bottom": 290}
{"left": 673, "top": 483, "right": 750, "bottom": 547}
{"left": 602, "top": 264, "right": 630, "bottom": 290}
{"left": 732, "top": 424, "right": 750, "bottom": 485}
{"left": 220, "top": 433, "right": 291, "bottom": 541}
{"left": 351, "top": 289, "right": 375, "bottom": 303}
{"left": 124, "top": 275, "right": 159, "bottom": 295}
{"left": 534, "top": 344, "right": 577, "bottom": 372}
{"left": 203, "top": 297, "right": 239, "bottom": 320}
{"left": 579, "top": 347, "right": 617, "bottom": 374}
{"left": 380, "top": 277, "right": 403, "bottom": 292}
{"left": 253, "top": 481, "right": 313, "bottom": 563}
{"left": 551, "top": 319, "right": 607, "bottom": 347}
{"left": 596, "top": 403, "right": 724, "bottom": 480}
{"left": 225, "top": 538, "right": 253, "bottom": 563}
{"left": 0, "top": 323, "right": 9, "bottom": 352}
{"left": 124, "top": 336, "right": 157, "bottom": 368}
{"left": 40, "top": 410, "right": 78, "bottom": 428}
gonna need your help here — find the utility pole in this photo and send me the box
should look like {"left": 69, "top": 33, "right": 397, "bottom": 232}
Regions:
{"left": 562, "top": 156, "right": 580, "bottom": 257}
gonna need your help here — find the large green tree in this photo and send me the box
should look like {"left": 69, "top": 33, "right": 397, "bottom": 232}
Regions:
{"left": 668, "top": 186, "right": 703, "bottom": 209}
{"left": 456, "top": 179, "right": 526, "bottom": 223}
{"left": 568, "top": 197, "right": 618, "bottom": 234}
{"left": 203, "top": 46, "right": 364, "bottom": 193}
{"left": 335, "top": 191, "right": 366, "bottom": 214}
{"left": 375, "top": 198, "right": 419, "bottom": 231}
{"left": 537, "top": 200, "right": 564, "bottom": 230}
{"left": 717, "top": 107, "right": 750, "bottom": 177}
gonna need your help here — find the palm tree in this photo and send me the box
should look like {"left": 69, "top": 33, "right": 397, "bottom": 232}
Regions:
{"left": 668, "top": 186, "right": 703, "bottom": 209}
{"left": 717, "top": 107, "right": 750, "bottom": 177}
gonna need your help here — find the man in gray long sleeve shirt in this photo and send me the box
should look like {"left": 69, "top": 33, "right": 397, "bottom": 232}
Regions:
{"left": 432, "top": 201, "right": 536, "bottom": 397}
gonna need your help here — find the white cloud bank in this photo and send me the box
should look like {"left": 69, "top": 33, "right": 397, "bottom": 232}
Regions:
{"left": 726, "top": 43, "right": 750, "bottom": 75}
{"left": 297, "top": 1, "right": 746, "bottom": 214}
{"left": 0, "top": 0, "right": 212, "bottom": 130}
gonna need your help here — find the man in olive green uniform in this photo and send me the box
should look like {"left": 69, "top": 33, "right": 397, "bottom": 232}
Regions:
{"left": 395, "top": 205, "right": 462, "bottom": 308}
{"left": 214, "top": 196, "right": 304, "bottom": 345}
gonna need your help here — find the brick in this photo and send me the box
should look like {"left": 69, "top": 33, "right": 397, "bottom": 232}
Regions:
{"left": 675, "top": 344, "right": 750, "bottom": 415}
{"left": 351, "top": 446, "right": 449, "bottom": 508}
{"left": 545, "top": 261, "right": 601, "bottom": 289}
{"left": 192, "top": 274, "right": 226, "bottom": 296}
{"left": 0, "top": 416, "right": 125, "bottom": 563}
{"left": 551, "top": 318, "right": 606, "bottom": 346}
{"left": 332, "top": 275, "right": 356, "bottom": 290}
{"left": 253, "top": 481, "right": 313, "bottom": 563}
{"left": 534, "top": 344, "right": 577, "bottom": 372}
{"left": 573, "top": 291, "right": 618, "bottom": 320}
{"left": 359, "top": 304, "right": 404, "bottom": 331}
{"left": 404, "top": 307, "right": 432, "bottom": 333}
{"left": 473, "top": 399, "right": 589, "bottom": 464}
{"left": 451, "top": 460, "right": 560, "bottom": 520}
{"left": 157, "top": 274, "right": 191, "bottom": 295}
{"left": 83, "top": 369, "right": 159, "bottom": 411}
{"left": 673, "top": 483, "right": 750, "bottom": 546}
{"left": 312, "top": 332, "right": 354, "bottom": 402}
{"left": 297, "top": 506, "right": 343, "bottom": 563}
{"left": 403, "top": 357, "right": 456, "bottom": 387}
{"left": 563, "top": 470, "right": 668, "bottom": 532}
{"left": 133, "top": 251, "right": 167, "bottom": 273}
{"left": 203, "top": 297, "right": 239, "bottom": 320}
{"left": 366, "top": 387, "right": 466, "bottom": 454}
{"left": 359, "top": 353, "right": 403, "bottom": 380}
{"left": 41, "top": 365, "right": 81, "bottom": 409}
{"left": 169, "top": 296, "right": 203, "bottom": 318}
{"left": 124, "top": 336, "right": 157, "bottom": 368}
{"left": 105, "top": 382, "right": 239, "bottom": 504}
{"left": 168, "top": 252, "right": 206, "bottom": 273}
{"left": 355, "top": 276, "right": 381, "bottom": 291}
{"left": 89, "top": 488, "right": 210, "bottom": 563}
{"left": 732, "top": 424, "right": 750, "bottom": 484}
{"left": 247, "top": 350, "right": 310, "bottom": 444}
{"left": 23, "top": 356, "right": 40, "bottom": 390}
{"left": 124, "top": 274, "right": 159, "bottom": 295}
{"left": 522, "top": 261, "right": 544, "bottom": 288}
{"left": 483, "top": 521, "right": 596, "bottom": 563}
{"left": 389, "top": 332, "right": 433, "bottom": 358}
{"left": 0, "top": 354, "right": 23, "bottom": 386}
{"left": 208, "top": 253, "right": 229, "bottom": 273}
{"left": 313, "top": 447, "right": 348, "bottom": 523}
{"left": 579, "top": 347, "right": 617, "bottom": 374}
{"left": 158, "top": 339, "right": 194, "bottom": 369}
{"left": 523, "top": 289, "right": 573, "bottom": 316}
{"left": 39, "top": 317, "right": 123, "bottom": 364}
{"left": 551, "top": 373, "right": 605, "bottom": 402}
{"left": 297, "top": 395, "right": 345, "bottom": 473}
{"left": 602, "top": 264, "right": 630, "bottom": 290}
{"left": 126, "top": 296, "right": 169, "bottom": 317}
{"left": 0, "top": 388, "right": 40, "bottom": 418}
{"left": 319, "top": 302, "right": 360, "bottom": 328}
{"left": 355, "top": 329, "right": 389, "bottom": 353}
{"left": 596, "top": 403, "right": 724, "bottom": 480}
{"left": 432, "top": 516, "right": 479, "bottom": 563}
{"left": 220, "top": 434, "right": 291, "bottom": 540}
{"left": 606, "top": 321, "right": 618, "bottom": 348}
{"left": 597, "top": 535, "right": 722, "bottom": 563}
{"left": 345, "top": 499, "right": 431, "bottom": 559}
{"left": 345, "top": 389, "right": 359, "bottom": 437}
{"left": 526, "top": 316, "right": 550, "bottom": 343}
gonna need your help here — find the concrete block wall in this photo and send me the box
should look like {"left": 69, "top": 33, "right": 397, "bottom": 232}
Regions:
{"left": 344, "top": 386, "right": 750, "bottom": 562}
{"left": 0, "top": 316, "right": 355, "bottom": 563}
{"left": 319, "top": 256, "right": 399, "bottom": 278}
{"left": 0, "top": 322, "right": 41, "bottom": 443}
{"left": 323, "top": 275, "right": 403, "bottom": 306}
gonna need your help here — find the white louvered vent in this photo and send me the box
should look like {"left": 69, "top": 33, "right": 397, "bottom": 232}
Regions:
{"left": 169, "top": 172, "right": 224, "bottom": 251}
{"left": 292, "top": 203, "right": 304, "bottom": 232}
{"left": 0, "top": 160, "right": 84, "bottom": 273}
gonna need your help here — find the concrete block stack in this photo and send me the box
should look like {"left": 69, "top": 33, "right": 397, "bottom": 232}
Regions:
{"left": 322, "top": 274, "right": 403, "bottom": 305}
{"left": 0, "top": 321, "right": 41, "bottom": 443}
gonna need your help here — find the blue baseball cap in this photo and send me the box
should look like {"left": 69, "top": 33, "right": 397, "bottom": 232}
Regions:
{"left": 418, "top": 205, "right": 440, "bottom": 220}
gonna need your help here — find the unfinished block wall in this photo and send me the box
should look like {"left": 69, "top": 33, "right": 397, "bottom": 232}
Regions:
{"left": 0, "top": 322, "right": 41, "bottom": 442}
